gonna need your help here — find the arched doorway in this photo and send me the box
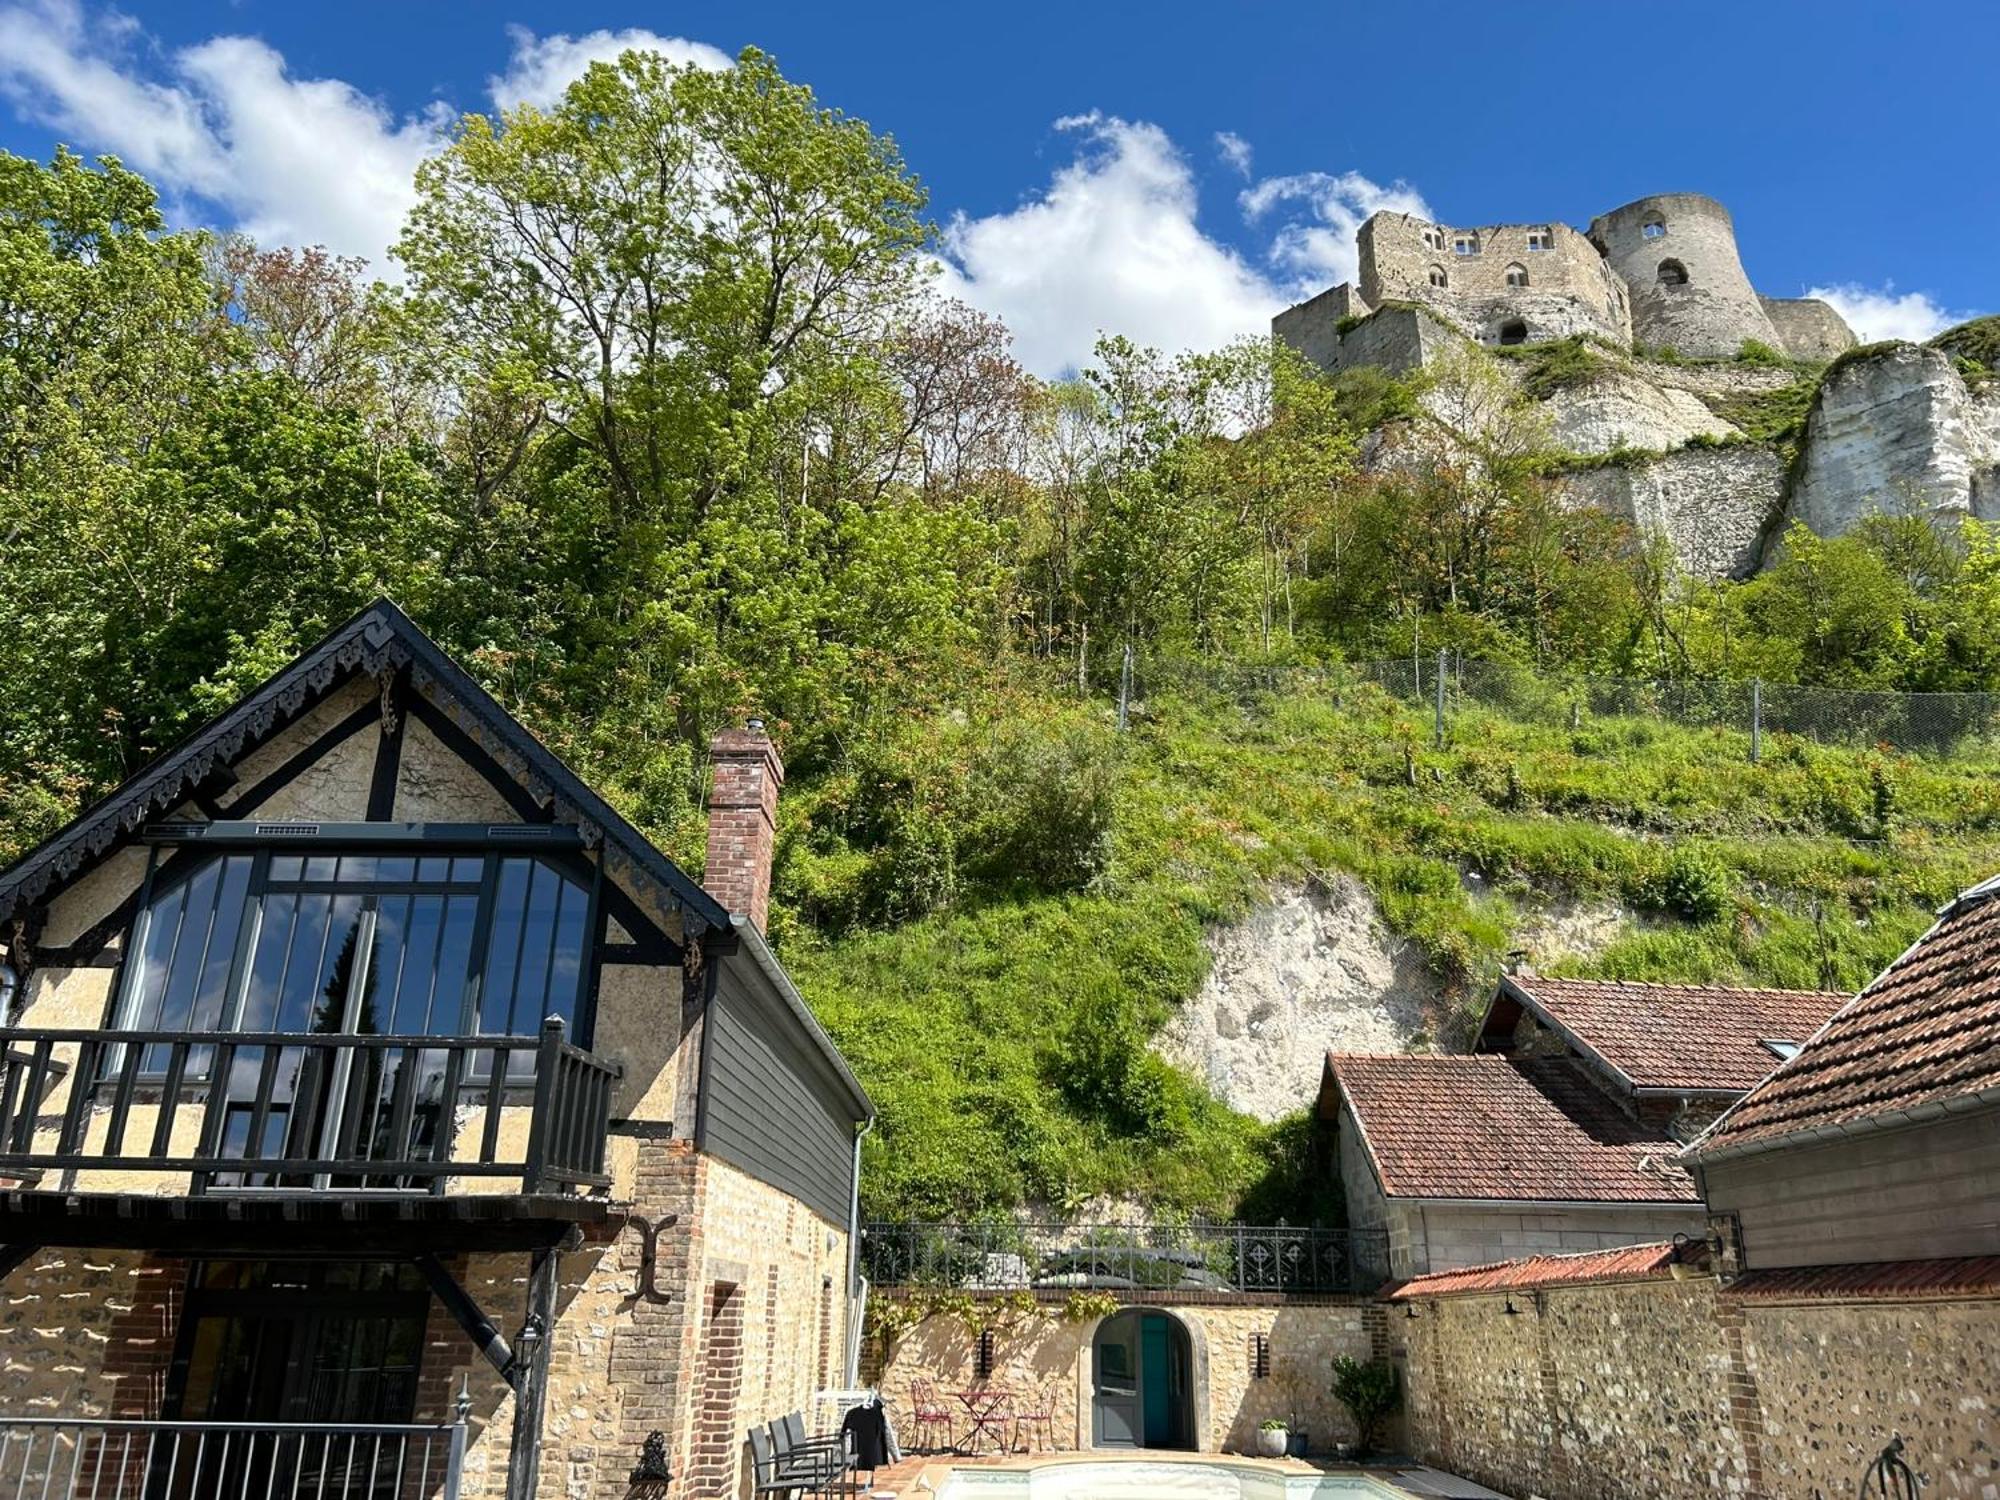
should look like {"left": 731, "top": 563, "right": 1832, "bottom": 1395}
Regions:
{"left": 1091, "top": 1310, "right": 1195, "bottom": 1450}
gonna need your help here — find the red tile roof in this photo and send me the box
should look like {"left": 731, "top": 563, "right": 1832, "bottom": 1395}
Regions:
{"left": 1691, "top": 879, "right": 2000, "bottom": 1156}
{"left": 1726, "top": 1256, "right": 2000, "bottom": 1301}
{"left": 1385, "top": 1242, "right": 1684, "bottom": 1299}
{"left": 1327, "top": 1053, "right": 1698, "bottom": 1204}
{"left": 1500, "top": 976, "right": 1847, "bottom": 1092}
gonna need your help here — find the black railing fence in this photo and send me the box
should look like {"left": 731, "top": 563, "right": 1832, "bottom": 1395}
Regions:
{"left": 860, "top": 1220, "right": 1386, "bottom": 1296}
{"left": 0, "top": 1018, "right": 617, "bottom": 1195}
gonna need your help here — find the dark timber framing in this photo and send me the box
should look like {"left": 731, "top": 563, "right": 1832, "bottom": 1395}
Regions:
{"left": 0, "top": 599, "right": 731, "bottom": 943}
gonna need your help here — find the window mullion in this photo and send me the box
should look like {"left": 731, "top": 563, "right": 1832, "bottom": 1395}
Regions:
{"left": 460, "top": 856, "right": 502, "bottom": 1037}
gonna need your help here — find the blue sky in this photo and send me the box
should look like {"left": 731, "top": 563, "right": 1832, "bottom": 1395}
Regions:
{"left": 0, "top": 0, "right": 1989, "bottom": 374}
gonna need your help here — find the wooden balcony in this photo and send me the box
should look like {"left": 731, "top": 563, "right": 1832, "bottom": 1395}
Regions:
{"left": 0, "top": 1019, "right": 621, "bottom": 1253}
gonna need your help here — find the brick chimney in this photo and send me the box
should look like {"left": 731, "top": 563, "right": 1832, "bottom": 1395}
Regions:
{"left": 705, "top": 718, "right": 784, "bottom": 931}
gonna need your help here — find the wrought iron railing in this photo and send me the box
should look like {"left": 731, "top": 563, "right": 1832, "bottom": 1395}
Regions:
{"left": 0, "top": 1416, "right": 468, "bottom": 1500}
{"left": 860, "top": 1220, "right": 1387, "bottom": 1295}
{"left": 0, "top": 1017, "right": 617, "bottom": 1195}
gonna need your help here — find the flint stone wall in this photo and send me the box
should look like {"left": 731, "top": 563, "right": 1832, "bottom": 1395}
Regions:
{"left": 1395, "top": 1272, "right": 2000, "bottom": 1500}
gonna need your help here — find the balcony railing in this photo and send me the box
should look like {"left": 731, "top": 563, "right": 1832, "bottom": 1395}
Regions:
{"left": 0, "top": 1417, "right": 468, "bottom": 1500}
{"left": 0, "top": 1018, "right": 617, "bottom": 1196}
{"left": 860, "top": 1219, "right": 1389, "bottom": 1297}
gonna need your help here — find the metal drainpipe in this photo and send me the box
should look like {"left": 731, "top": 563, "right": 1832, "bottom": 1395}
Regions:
{"left": 844, "top": 1116, "right": 876, "bottom": 1387}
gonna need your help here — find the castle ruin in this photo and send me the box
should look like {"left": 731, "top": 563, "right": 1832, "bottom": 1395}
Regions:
{"left": 1276, "top": 192, "right": 1855, "bottom": 371}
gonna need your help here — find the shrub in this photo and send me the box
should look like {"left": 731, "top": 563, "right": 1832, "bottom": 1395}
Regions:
{"left": 965, "top": 721, "right": 1118, "bottom": 891}
{"left": 1331, "top": 1356, "right": 1402, "bottom": 1457}
{"left": 1631, "top": 845, "right": 1733, "bottom": 923}
{"left": 1737, "top": 338, "right": 1787, "bottom": 367}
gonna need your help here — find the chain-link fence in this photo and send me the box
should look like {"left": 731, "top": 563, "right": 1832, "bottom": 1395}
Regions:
{"left": 1353, "top": 653, "right": 2000, "bottom": 760}
{"left": 1098, "top": 647, "right": 2000, "bottom": 761}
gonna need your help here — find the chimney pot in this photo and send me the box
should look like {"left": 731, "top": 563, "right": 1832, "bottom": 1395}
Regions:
{"left": 705, "top": 720, "right": 784, "bottom": 932}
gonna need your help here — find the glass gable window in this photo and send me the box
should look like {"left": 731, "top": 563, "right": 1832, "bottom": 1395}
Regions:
{"left": 114, "top": 843, "right": 597, "bottom": 1058}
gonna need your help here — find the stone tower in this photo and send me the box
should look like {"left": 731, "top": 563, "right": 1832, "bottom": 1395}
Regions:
{"left": 1587, "top": 193, "right": 1785, "bottom": 359}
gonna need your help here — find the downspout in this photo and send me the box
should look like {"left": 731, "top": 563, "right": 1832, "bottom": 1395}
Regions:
{"left": 843, "top": 1116, "right": 876, "bottom": 1387}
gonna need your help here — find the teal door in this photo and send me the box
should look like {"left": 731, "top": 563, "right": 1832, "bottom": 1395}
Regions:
{"left": 1094, "top": 1310, "right": 1194, "bottom": 1451}
{"left": 1139, "top": 1314, "right": 1171, "bottom": 1445}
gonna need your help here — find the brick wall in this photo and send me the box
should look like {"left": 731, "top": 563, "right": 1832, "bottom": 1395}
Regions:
{"left": 1395, "top": 1273, "right": 2000, "bottom": 1500}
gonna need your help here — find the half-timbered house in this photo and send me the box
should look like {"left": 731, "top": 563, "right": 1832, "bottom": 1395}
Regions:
{"left": 0, "top": 600, "right": 871, "bottom": 1500}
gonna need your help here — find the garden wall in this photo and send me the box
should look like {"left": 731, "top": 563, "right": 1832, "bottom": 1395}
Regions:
{"left": 868, "top": 1294, "right": 1387, "bottom": 1457}
{"left": 1393, "top": 1268, "right": 2000, "bottom": 1500}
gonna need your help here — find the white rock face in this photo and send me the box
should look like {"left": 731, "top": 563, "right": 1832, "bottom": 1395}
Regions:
{"left": 1560, "top": 443, "right": 1785, "bottom": 579}
{"left": 1540, "top": 368, "right": 1739, "bottom": 456}
{"left": 1787, "top": 343, "right": 2000, "bottom": 540}
{"left": 1151, "top": 876, "right": 1434, "bottom": 1122}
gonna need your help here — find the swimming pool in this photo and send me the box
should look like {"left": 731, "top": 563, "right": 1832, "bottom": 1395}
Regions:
{"left": 937, "top": 1460, "right": 1406, "bottom": 1499}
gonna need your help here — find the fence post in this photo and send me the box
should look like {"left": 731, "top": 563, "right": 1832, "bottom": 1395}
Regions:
{"left": 1435, "top": 649, "right": 1447, "bottom": 747}
{"left": 1117, "top": 643, "right": 1133, "bottom": 732}
{"left": 1077, "top": 623, "right": 1088, "bottom": 696}
{"left": 1750, "top": 678, "right": 1762, "bottom": 765}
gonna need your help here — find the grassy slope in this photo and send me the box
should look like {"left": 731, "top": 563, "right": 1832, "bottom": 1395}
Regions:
{"left": 784, "top": 676, "right": 2000, "bottom": 1223}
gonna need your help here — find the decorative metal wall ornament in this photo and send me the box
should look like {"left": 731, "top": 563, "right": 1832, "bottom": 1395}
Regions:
{"left": 1861, "top": 1434, "right": 1921, "bottom": 1499}
{"left": 627, "top": 1213, "right": 681, "bottom": 1303}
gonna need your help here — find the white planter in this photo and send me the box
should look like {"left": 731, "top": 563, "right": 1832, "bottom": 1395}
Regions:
{"left": 1256, "top": 1428, "right": 1289, "bottom": 1459}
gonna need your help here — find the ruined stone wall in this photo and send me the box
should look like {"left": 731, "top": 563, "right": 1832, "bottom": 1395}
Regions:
{"left": 1359, "top": 213, "right": 1629, "bottom": 348}
{"left": 1760, "top": 296, "right": 1857, "bottom": 361}
{"left": 1589, "top": 195, "right": 1784, "bottom": 359}
{"left": 871, "top": 1296, "right": 1382, "bottom": 1457}
{"left": 1275, "top": 304, "right": 1463, "bottom": 380}
{"left": 1395, "top": 1273, "right": 2000, "bottom": 1500}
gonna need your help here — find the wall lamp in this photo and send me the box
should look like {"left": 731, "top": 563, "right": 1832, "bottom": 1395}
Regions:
{"left": 1502, "top": 1298, "right": 1523, "bottom": 1316}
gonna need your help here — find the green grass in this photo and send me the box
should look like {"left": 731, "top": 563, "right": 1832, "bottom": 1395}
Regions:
{"left": 780, "top": 676, "right": 2000, "bottom": 1222}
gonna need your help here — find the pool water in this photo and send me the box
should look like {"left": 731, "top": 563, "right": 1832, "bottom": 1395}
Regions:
{"left": 937, "top": 1460, "right": 1405, "bottom": 1499}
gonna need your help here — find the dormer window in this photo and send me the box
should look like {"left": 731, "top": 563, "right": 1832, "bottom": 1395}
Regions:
{"left": 1453, "top": 233, "right": 1480, "bottom": 256}
{"left": 1527, "top": 230, "right": 1552, "bottom": 252}
{"left": 1422, "top": 227, "right": 1445, "bottom": 251}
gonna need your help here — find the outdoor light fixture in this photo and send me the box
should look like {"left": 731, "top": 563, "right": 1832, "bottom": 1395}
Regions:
{"left": 1403, "top": 1304, "right": 1419, "bottom": 1319}
{"left": 1503, "top": 1298, "right": 1523, "bottom": 1316}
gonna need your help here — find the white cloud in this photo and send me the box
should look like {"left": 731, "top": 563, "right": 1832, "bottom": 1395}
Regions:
{"left": 489, "top": 25, "right": 730, "bottom": 112}
{"left": 1802, "top": 281, "right": 1977, "bottom": 344}
{"left": 1240, "top": 170, "right": 1430, "bottom": 292}
{"left": 1214, "top": 130, "right": 1252, "bottom": 178}
{"left": 0, "top": 0, "right": 729, "bottom": 271}
{"left": 937, "top": 113, "right": 1288, "bottom": 377}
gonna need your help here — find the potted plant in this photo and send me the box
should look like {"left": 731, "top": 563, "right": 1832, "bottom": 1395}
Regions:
{"left": 1331, "top": 1356, "right": 1402, "bottom": 1461}
{"left": 1256, "top": 1419, "right": 1289, "bottom": 1459}
{"left": 1275, "top": 1363, "right": 1311, "bottom": 1458}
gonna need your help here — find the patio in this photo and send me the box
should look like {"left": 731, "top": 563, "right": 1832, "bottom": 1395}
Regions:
{"left": 850, "top": 1449, "right": 1516, "bottom": 1499}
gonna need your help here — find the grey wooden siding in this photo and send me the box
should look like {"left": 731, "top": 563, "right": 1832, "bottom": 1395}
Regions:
{"left": 1408, "top": 1204, "right": 1704, "bottom": 1277}
{"left": 697, "top": 959, "right": 858, "bottom": 1225}
{"left": 1702, "top": 1107, "right": 2000, "bottom": 1270}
